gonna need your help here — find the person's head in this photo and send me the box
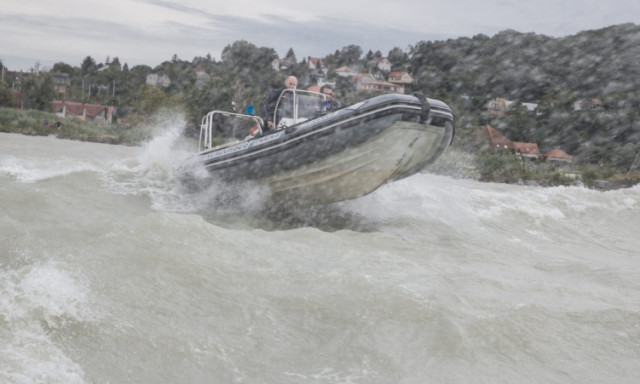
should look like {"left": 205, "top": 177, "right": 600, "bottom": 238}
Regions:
{"left": 284, "top": 76, "right": 297, "bottom": 89}
{"left": 320, "top": 85, "right": 334, "bottom": 97}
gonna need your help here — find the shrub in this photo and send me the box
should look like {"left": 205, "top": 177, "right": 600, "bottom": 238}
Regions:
{"left": 475, "top": 152, "right": 523, "bottom": 183}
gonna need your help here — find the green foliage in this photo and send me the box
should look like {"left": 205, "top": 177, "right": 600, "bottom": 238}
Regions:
{"left": 324, "top": 45, "right": 363, "bottom": 68}
{"left": 579, "top": 164, "right": 618, "bottom": 187}
{"left": 52, "top": 62, "right": 76, "bottom": 75}
{"left": 220, "top": 40, "right": 278, "bottom": 73}
{"left": 81, "top": 56, "right": 98, "bottom": 76}
{"left": 475, "top": 153, "right": 524, "bottom": 183}
{"left": 21, "top": 72, "right": 56, "bottom": 111}
{"left": 135, "top": 84, "right": 170, "bottom": 114}
{"left": 387, "top": 47, "right": 409, "bottom": 71}
{"left": 0, "top": 80, "right": 14, "bottom": 107}
{"left": 475, "top": 152, "right": 577, "bottom": 186}
{"left": 285, "top": 48, "right": 297, "bottom": 63}
{"left": 0, "top": 106, "right": 152, "bottom": 145}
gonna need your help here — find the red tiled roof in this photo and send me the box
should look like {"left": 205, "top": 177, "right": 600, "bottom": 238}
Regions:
{"left": 513, "top": 141, "right": 540, "bottom": 154}
{"left": 307, "top": 56, "right": 325, "bottom": 66}
{"left": 51, "top": 100, "right": 114, "bottom": 119}
{"left": 85, "top": 104, "right": 113, "bottom": 118}
{"left": 352, "top": 73, "right": 375, "bottom": 83}
{"left": 486, "top": 125, "right": 514, "bottom": 151}
{"left": 543, "top": 148, "right": 572, "bottom": 159}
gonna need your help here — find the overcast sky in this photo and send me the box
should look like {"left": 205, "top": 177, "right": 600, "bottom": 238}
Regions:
{"left": 1, "top": 0, "right": 639, "bottom": 71}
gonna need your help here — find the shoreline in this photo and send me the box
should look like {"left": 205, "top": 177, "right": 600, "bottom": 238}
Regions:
{"left": 4, "top": 130, "right": 640, "bottom": 192}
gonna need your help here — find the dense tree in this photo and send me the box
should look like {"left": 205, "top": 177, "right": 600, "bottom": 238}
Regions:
{"left": 220, "top": 40, "right": 278, "bottom": 73}
{"left": 80, "top": 56, "right": 97, "bottom": 76}
{"left": 364, "top": 50, "right": 374, "bottom": 61}
{"left": 285, "top": 48, "right": 297, "bottom": 63}
{"left": 135, "top": 84, "right": 168, "bottom": 114}
{"left": 0, "top": 79, "right": 14, "bottom": 107}
{"left": 155, "top": 57, "right": 196, "bottom": 94}
{"left": 191, "top": 54, "right": 216, "bottom": 73}
{"left": 325, "top": 44, "right": 363, "bottom": 67}
{"left": 110, "top": 57, "right": 122, "bottom": 71}
{"left": 21, "top": 71, "right": 56, "bottom": 110}
{"left": 387, "top": 47, "right": 408, "bottom": 70}
{"left": 52, "top": 62, "right": 75, "bottom": 75}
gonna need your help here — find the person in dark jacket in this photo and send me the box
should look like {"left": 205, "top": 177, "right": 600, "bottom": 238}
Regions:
{"left": 260, "top": 76, "right": 297, "bottom": 131}
{"left": 320, "top": 84, "right": 341, "bottom": 111}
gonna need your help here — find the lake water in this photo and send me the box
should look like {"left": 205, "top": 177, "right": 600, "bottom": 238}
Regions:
{"left": 1, "top": 127, "right": 639, "bottom": 384}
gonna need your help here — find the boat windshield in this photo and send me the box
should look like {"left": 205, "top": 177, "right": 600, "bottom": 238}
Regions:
{"left": 273, "top": 89, "right": 328, "bottom": 130}
{"left": 199, "top": 111, "right": 264, "bottom": 151}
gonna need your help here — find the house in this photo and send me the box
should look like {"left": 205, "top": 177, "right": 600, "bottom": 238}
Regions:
{"left": 51, "top": 100, "right": 114, "bottom": 124}
{"left": 513, "top": 142, "right": 540, "bottom": 159}
{"left": 146, "top": 73, "right": 171, "bottom": 87}
{"left": 334, "top": 66, "right": 358, "bottom": 78}
{"left": 305, "top": 56, "right": 327, "bottom": 76}
{"left": 358, "top": 80, "right": 404, "bottom": 94}
{"left": 368, "top": 56, "right": 391, "bottom": 72}
{"left": 352, "top": 73, "right": 376, "bottom": 90}
{"left": 194, "top": 68, "right": 210, "bottom": 88}
{"left": 543, "top": 148, "right": 573, "bottom": 164}
{"left": 488, "top": 98, "right": 539, "bottom": 117}
{"left": 388, "top": 71, "right": 413, "bottom": 87}
{"left": 519, "top": 102, "right": 539, "bottom": 114}
{"left": 573, "top": 98, "right": 602, "bottom": 111}
{"left": 52, "top": 73, "right": 70, "bottom": 94}
{"left": 271, "top": 58, "right": 295, "bottom": 72}
{"left": 351, "top": 73, "right": 403, "bottom": 93}
{"left": 485, "top": 125, "right": 514, "bottom": 153}
{"left": 488, "top": 98, "right": 509, "bottom": 117}
{"left": 352, "top": 73, "right": 375, "bottom": 85}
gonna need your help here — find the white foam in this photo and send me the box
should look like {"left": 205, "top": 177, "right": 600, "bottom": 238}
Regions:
{"left": 0, "top": 155, "right": 100, "bottom": 183}
{"left": 0, "top": 261, "right": 91, "bottom": 383}
{"left": 97, "top": 110, "right": 197, "bottom": 209}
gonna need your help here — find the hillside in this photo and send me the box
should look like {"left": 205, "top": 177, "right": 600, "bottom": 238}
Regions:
{"left": 1, "top": 23, "right": 639, "bottom": 171}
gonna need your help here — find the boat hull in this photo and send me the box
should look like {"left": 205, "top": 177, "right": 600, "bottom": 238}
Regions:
{"left": 179, "top": 93, "right": 454, "bottom": 204}
{"left": 265, "top": 120, "right": 448, "bottom": 203}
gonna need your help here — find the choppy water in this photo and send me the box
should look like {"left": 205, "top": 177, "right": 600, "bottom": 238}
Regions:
{"left": 1, "top": 126, "right": 639, "bottom": 384}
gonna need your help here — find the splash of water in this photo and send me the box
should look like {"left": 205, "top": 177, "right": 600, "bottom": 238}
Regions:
{"left": 0, "top": 261, "right": 92, "bottom": 384}
{"left": 99, "top": 109, "right": 275, "bottom": 219}
{"left": 134, "top": 110, "right": 193, "bottom": 180}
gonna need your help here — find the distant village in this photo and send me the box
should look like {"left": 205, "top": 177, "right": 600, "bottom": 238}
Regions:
{"left": 3, "top": 54, "right": 596, "bottom": 163}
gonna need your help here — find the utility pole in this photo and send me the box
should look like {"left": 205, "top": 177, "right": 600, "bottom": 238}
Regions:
{"left": 628, "top": 153, "right": 639, "bottom": 176}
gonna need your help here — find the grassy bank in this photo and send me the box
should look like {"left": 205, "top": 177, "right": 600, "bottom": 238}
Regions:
{"left": 430, "top": 148, "right": 640, "bottom": 190}
{"left": 0, "top": 107, "right": 153, "bottom": 145}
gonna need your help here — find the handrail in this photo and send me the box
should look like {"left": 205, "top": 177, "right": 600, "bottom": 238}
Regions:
{"left": 198, "top": 90, "right": 328, "bottom": 152}
{"left": 199, "top": 111, "right": 264, "bottom": 151}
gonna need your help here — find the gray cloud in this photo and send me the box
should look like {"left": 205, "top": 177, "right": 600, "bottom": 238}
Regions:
{"left": 2, "top": 0, "right": 638, "bottom": 71}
